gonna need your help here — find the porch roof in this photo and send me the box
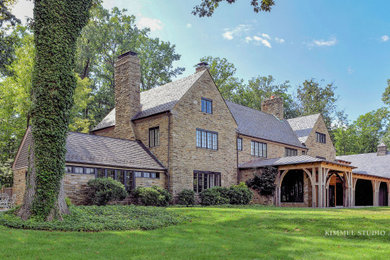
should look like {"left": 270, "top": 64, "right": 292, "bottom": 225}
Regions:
{"left": 239, "top": 155, "right": 354, "bottom": 170}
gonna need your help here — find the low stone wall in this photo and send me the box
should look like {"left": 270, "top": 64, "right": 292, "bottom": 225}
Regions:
{"left": 135, "top": 174, "right": 166, "bottom": 189}
{"left": 64, "top": 174, "right": 95, "bottom": 205}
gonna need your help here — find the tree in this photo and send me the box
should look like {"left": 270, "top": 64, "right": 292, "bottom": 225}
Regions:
{"left": 17, "top": 0, "right": 93, "bottom": 221}
{"left": 75, "top": 5, "right": 184, "bottom": 127}
{"left": 296, "top": 79, "right": 338, "bottom": 129}
{"left": 382, "top": 79, "right": 390, "bottom": 107}
{"left": 192, "top": 0, "right": 275, "bottom": 17}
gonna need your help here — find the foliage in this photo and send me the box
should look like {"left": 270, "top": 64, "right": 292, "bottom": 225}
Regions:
{"left": 199, "top": 187, "right": 230, "bottom": 206}
{"left": 228, "top": 182, "right": 253, "bottom": 204}
{"left": 0, "top": 159, "right": 13, "bottom": 187}
{"left": 246, "top": 166, "right": 277, "bottom": 196}
{"left": 26, "top": 0, "right": 93, "bottom": 220}
{"left": 177, "top": 189, "right": 195, "bottom": 206}
{"left": 133, "top": 186, "right": 172, "bottom": 206}
{"left": 65, "top": 197, "right": 72, "bottom": 207}
{"left": 86, "top": 178, "right": 127, "bottom": 206}
{"left": 75, "top": 4, "right": 184, "bottom": 126}
{"left": 69, "top": 75, "right": 93, "bottom": 133}
{"left": 0, "top": 205, "right": 187, "bottom": 231}
{"left": 192, "top": 0, "right": 275, "bottom": 17}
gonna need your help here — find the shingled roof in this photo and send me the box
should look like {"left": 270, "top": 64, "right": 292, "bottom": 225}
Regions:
{"left": 226, "top": 101, "right": 306, "bottom": 149}
{"left": 93, "top": 70, "right": 206, "bottom": 131}
{"left": 13, "top": 129, "right": 165, "bottom": 171}
{"left": 337, "top": 152, "right": 390, "bottom": 179}
{"left": 287, "top": 113, "right": 320, "bottom": 144}
{"left": 239, "top": 155, "right": 324, "bottom": 169}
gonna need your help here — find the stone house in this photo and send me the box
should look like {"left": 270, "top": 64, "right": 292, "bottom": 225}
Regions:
{"left": 12, "top": 51, "right": 390, "bottom": 207}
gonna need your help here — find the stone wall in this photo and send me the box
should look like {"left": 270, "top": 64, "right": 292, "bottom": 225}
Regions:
{"left": 12, "top": 167, "right": 27, "bottom": 205}
{"left": 93, "top": 126, "right": 116, "bottom": 138}
{"left": 238, "top": 134, "right": 306, "bottom": 164}
{"left": 135, "top": 174, "right": 166, "bottom": 188}
{"left": 63, "top": 173, "right": 95, "bottom": 205}
{"left": 169, "top": 71, "right": 238, "bottom": 195}
{"left": 305, "top": 115, "right": 336, "bottom": 161}
{"left": 261, "top": 96, "right": 284, "bottom": 120}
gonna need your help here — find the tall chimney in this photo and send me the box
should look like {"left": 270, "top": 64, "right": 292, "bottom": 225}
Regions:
{"left": 261, "top": 96, "right": 284, "bottom": 120}
{"left": 196, "top": 62, "right": 209, "bottom": 73}
{"left": 114, "top": 51, "right": 140, "bottom": 140}
{"left": 377, "top": 143, "right": 388, "bottom": 156}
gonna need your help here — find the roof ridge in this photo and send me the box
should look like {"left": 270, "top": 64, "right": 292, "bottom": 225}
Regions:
{"left": 287, "top": 113, "right": 321, "bottom": 121}
{"left": 225, "top": 100, "right": 282, "bottom": 119}
{"left": 69, "top": 131, "right": 139, "bottom": 143}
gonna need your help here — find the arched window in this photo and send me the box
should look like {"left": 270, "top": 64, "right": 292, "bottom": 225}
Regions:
{"left": 281, "top": 171, "right": 304, "bottom": 202}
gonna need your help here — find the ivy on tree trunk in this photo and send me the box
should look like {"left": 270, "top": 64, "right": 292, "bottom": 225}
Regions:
{"left": 17, "top": 0, "right": 92, "bottom": 221}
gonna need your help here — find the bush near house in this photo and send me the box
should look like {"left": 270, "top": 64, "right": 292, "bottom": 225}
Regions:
{"left": 246, "top": 166, "right": 277, "bottom": 196}
{"left": 86, "top": 178, "right": 127, "bottom": 206}
{"left": 133, "top": 186, "right": 172, "bottom": 206}
{"left": 177, "top": 189, "right": 195, "bottom": 206}
{"left": 200, "top": 183, "right": 253, "bottom": 206}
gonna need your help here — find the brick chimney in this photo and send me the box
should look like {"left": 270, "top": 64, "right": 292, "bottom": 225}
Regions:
{"left": 261, "top": 96, "right": 284, "bottom": 120}
{"left": 114, "top": 51, "right": 140, "bottom": 140}
{"left": 196, "top": 62, "right": 209, "bottom": 73}
{"left": 377, "top": 143, "right": 388, "bottom": 156}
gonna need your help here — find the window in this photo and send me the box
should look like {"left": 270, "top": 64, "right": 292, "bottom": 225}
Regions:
{"left": 285, "top": 148, "right": 298, "bottom": 157}
{"left": 281, "top": 171, "right": 304, "bottom": 202}
{"left": 107, "top": 169, "right": 115, "bottom": 179}
{"left": 237, "top": 138, "right": 242, "bottom": 151}
{"left": 97, "top": 168, "right": 105, "bottom": 178}
{"left": 250, "top": 141, "right": 267, "bottom": 157}
{"left": 302, "top": 151, "right": 306, "bottom": 155}
{"left": 74, "top": 167, "right": 84, "bottom": 174}
{"left": 65, "top": 166, "right": 73, "bottom": 173}
{"left": 196, "top": 129, "right": 218, "bottom": 150}
{"left": 116, "top": 170, "right": 125, "bottom": 184}
{"left": 134, "top": 171, "right": 142, "bottom": 178}
{"left": 84, "top": 168, "right": 95, "bottom": 175}
{"left": 149, "top": 127, "right": 160, "bottom": 147}
{"left": 193, "top": 171, "right": 221, "bottom": 193}
{"left": 201, "top": 98, "right": 212, "bottom": 114}
{"left": 133, "top": 171, "right": 160, "bottom": 179}
{"left": 316, "top": 132, "right": 326, "bottom": 143}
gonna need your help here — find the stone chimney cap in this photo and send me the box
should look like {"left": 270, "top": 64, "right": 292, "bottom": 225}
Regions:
{"left": 118, "top": 51, "right": 138, "bottom": 59}
{"left": 378, "top": 142, "right": 387, "bottom": 147}
{"left": 195, "top": 62, "right": 209, "bottom": 73}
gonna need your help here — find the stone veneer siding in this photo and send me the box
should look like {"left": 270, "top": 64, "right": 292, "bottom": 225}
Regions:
{"left": 305, "top": 116, "right": 336, "bottom": 161}
{"left": 63, "top": 173, "right": 95, "bottom": 205}
{"left": 238, "top": 134, "right": 307, "bottom": 164}
{"left": 12, "top": 167, "right": 27, "bottom": 205}
{"left": 261, "top": 96, "right": 284, "bottom": 120}
{"left": 168, "top": 71, "right": 238, "bottom": 195}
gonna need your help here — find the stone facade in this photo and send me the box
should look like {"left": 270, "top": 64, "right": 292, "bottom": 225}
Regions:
{"left": 261, "top": 96, "right": 284, "bottom": 120}
{"left": 238, "top": 134, "right": 307, "bottom": 164}
{"left": 305, "top": 115, "right": 336, "bottom": 161}
{"left": 168, "top": 71, "right": 238, "bottom": 195}
{"left": 92, "top": 126, "right": 115, "bottom": 138}
{"left": 114, "top": 52, "right": 140, "bottom": 140}
{"left": 12, "top": 167, "right": 27, "bottom": 205}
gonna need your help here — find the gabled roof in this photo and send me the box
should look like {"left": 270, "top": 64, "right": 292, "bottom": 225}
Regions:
{"left": 226, "top": 101, "right": 306, "bottom": 149}
{"left": 287, "top": 113, "right": 321, "bottom": 144}
{"left": 13, "top": 129, "right": 165, "bottom": 171}
{"left": 337, "top": 152, "right": 390, "bottom": 179}
{"left": 93, "top": 70, "right": 206, "bottom": 131}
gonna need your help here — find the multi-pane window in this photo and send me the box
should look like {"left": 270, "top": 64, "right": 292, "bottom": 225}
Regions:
{"left": 251, "top": 141, "right": 267, "bottom": 157}
{"left": 316, "top": 132, "right": 326, "bottom": 143}
{"left": 193, "top": 171, "right": 221, "bottom": 193}
{"left": 237, "top": 138, "right": 242, "bottom": 151}
{"left": 196, "top": 129, "right": 218, "bottom": 150}
{"left": 285, "top": 148, "right": 298, "bottom": 157}
{"left": 134, "top": 171, "right": 160, "bottom": 179}
{"left": 281, "top": 171, "right": 304, "bottom": 202}
{"left": 149, "top": 127, "right": 160, "bottom": 147}
{"left": 201, "top": 98, "right": 212, "bottom": 114}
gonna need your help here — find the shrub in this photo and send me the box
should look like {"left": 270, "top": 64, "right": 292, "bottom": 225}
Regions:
{"left": 65, "top": 197, "right": 72, "bottom": 207}
{"left": 86, "top": 178, "right": 127, "bottom": 206}
{"left": 246, "top": 166, "right": 277, "bottom": 196}
{"left": 133, "top": 186, "right": 172, "bottom": 206}
{"left": 177, "top": 189, "right": 195, "bottom": 206}
{"left": 229, "top": 183, "right": 253, "bottom": 205}
{"left": 199, "top": 187, "right": 229, "bottom": 206}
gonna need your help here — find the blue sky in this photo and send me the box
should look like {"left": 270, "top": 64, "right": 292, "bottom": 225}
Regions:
{"left": 13, "top": 0, "right": 390, "bottom": 121}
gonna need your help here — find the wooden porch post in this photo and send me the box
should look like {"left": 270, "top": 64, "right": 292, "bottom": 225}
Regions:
{"left": 318, "top": 166, "right": 323, "bottom": 208}
{"left": 373, "top": 180, "right": 380, "bottom": 206}
{"left": 311, "top": 168, "right": 316, "bottom": 208}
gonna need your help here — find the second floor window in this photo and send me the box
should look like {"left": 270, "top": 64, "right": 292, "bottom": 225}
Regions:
{"left": 149, "top": 127, "right": 160, "bottom": 147}
{"left": 285, "top": 148, "right": 298, "bottom": 157}
{"left": 196, "top": 129, "right": 218, "bottom": 150}
{"left": 251, "top": 141, "right": 267, "bottom": 158}
{"left": 237, "top": 138, "right": 242, "bottom": 151}
{"left": 316, "top": 132, "right": 326, "bottom": 143}
{"left": 201, "top": 98, "right": 212, "bottom": 114}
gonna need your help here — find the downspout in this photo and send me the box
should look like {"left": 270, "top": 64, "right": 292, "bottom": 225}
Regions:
{"left": 167, "top": 112, "right": 171, "bottom": 192}
{"left": 236, "top": 132, "right": 240, "bottom": 184}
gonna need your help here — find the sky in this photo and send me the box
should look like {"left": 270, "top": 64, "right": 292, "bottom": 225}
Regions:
{"left": 11, "top": 0, "right": 390, "bottom": 121}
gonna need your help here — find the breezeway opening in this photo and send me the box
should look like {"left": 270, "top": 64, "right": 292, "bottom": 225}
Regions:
{"left": 355, "top": 179, "right": 373, "bottom": 206}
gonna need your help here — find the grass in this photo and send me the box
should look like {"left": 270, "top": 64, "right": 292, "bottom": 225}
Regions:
{"left": 1, "top": 205, "right": 390, "bottom": 259}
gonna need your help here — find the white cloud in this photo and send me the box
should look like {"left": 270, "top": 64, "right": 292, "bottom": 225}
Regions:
{"left": 381, "top": 35, "right": 389, "bottom": 42}
{"left": 253, "top": 36, "right": 272, "bottom": 48}
{"left": 137, "top": 16, "right": 164, "bottom": 31}
{"left": 245, "top": 36, "right": 253, "bottom": 43}
{"left": 261, "top": 33, "right": 271, "bottom": 40}
{"left": 312, "top": 37, "right": 337, "bottom": 47}
{"left": 222, "top": 24, "right": 251, "bottom": 40}
{"left": 186, "top": 23, "right": 192, "bottom": 28}
{"left": 275, "top": 37, "right": 285, "bottom": 43}
{"left": 10, "top": 0, "right": 34, "bottom": 23}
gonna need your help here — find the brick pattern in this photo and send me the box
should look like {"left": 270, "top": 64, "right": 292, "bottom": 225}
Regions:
{"left": 305, "top": 116, "right": 336, "bottom": 161}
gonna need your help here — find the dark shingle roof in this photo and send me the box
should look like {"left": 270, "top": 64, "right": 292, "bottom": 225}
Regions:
{"left": 287, "top": 114, "right": 320, "bottom": 144}
{"left": 337, "top": 152, "right": 390, "bottom": 179}
{"left": 14, "top": 129, "right": 165, "bottom": 171}
{"left": 239, "top": 155, "right": 324, "bottom": 169}
{"left": 93, "top": 71, "right": 205, "bottom": 131}
{"left": 226, "top": 101, "right": 306, "bottom": 149}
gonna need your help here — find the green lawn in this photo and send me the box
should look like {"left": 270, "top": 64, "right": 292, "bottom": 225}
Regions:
{"left": 1, "top": 205, "right": 390, "bottom": 259}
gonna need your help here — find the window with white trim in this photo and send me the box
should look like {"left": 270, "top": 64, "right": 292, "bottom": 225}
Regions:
{"left": 251, "top": 141, "right": 267, "bottom": 157}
